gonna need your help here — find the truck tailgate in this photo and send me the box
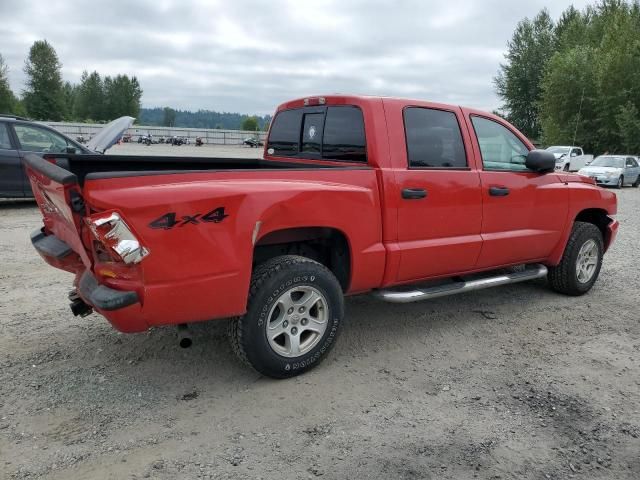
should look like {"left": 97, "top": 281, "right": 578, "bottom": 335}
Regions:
{"left": 23, "top": 153, "right": 92, "bottom": 268}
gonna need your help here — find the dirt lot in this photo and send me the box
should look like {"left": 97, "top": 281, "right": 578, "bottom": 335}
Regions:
{"left": 1, "top": 162, "right": 639, "bottom": 479}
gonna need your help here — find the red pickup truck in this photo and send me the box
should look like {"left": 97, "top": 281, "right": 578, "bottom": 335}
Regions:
{"left": 26, "top": 95, "right": 618, "bottom": 378}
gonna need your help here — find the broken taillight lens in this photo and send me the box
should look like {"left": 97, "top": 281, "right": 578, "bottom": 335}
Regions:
{"left": 85, "top": 211, "right": 149, "bottom": 264}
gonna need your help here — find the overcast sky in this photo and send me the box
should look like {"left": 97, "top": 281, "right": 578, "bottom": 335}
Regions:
{"left": 0, "top": 0, "right": 591, "bottom": 115}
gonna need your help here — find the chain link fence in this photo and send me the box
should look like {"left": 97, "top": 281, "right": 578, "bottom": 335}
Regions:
{"left": 47, "top": 122, "right": 267, "bottom": 145}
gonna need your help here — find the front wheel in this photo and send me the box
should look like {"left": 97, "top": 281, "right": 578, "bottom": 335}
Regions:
{"left": 228, "top": 255, "right": 344, "bottom": 378}
{"left": 616, "top": 176, "right": 623, "bottom": 189}
{"left": 547, "top": 222, "right": 603, "bottom": 296}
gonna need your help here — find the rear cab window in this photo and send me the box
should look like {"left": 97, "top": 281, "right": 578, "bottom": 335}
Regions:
{"left": 267, "top": 105, "right": 367, "bottom": 163}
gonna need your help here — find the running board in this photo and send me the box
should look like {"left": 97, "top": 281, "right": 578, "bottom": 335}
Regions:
{"left": 373, "top": 264, "right": 548, "bottom": 304}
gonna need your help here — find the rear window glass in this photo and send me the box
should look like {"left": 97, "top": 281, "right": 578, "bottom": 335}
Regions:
{"left": 404, "top": 107, "right": 467, "bottom": 168}
{"left": 322, "top": 106, "right": 366, "bottom": 162}
{"left": 267, "top": 109, "right": 302, "bottom": 155}
{"left": 301, "top": 113, "right": 323, "bottom": 154}
{"left": 267, "top": 105, "right": 367, "bottom": 162}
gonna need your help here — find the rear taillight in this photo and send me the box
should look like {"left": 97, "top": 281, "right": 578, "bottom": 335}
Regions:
{"left": 85, "top": 211, "right": 149, "bottom": 264}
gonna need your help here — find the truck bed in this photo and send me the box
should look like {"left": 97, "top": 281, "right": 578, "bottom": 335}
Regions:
{"left": 31, "top": 154, "right": 349, "bottom": 186}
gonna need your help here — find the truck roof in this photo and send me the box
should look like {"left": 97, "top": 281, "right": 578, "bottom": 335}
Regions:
{"left": 275, "top": 94, "right": 478, "bottom": 113}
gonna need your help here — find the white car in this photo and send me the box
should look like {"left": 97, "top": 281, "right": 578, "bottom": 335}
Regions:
{"left": 546, "top": 146, "right": 593, "bottom": 172}
{"left": 578, "top": 155, "right": 640, "bottom": 188}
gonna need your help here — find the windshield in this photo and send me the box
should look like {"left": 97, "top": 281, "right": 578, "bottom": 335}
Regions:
{"left": 590, "top": 156, "right": 624, "bottom": 168}
{"left": 546, "top": 147, "right": 570, "bottom": 154}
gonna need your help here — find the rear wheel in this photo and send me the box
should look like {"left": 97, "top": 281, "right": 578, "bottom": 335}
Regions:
{"left": 547, "top": 222, "right": 603, "bottom": 296}
{"left": 228, "top": 255, "right": 344, "bottom": 379}
{"left": 633, "top": 175, "right": 640, "bottom": 188}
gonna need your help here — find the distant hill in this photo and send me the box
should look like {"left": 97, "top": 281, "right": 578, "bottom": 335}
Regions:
{"left": 139, "top": 108, "right": 271, "bottom": 130}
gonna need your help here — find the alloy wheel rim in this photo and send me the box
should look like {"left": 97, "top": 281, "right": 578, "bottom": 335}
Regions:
{"left": 266, "top": 285, "right": 328, "bottom": 358}
{"left": 576, "top": 239, "right": 598, "bottom": 284}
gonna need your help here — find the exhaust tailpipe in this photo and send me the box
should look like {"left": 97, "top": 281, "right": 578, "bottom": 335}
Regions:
{"left": 177, "top": 324, "right": 192, "bottom": 348}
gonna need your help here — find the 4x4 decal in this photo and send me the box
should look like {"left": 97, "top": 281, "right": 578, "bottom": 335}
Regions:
{"left": 149, "top": 207, "right": 229, "bottom": 230}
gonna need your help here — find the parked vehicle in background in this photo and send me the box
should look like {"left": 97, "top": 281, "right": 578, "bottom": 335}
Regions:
{"left": 195, "top": 136, "right": 204, "bottom": 146}
{"left": 578, "top": 155, "right": 640, "bottom": 188}
{"left": 169, "top": 136, "right": 190, "bottom": 146}
{"left": 546, "top": 146, "right": 593, "bottom": 172}
{"left": 243, "top": 136, "right": 264, "bottom": 148}
{"left": 122, "top": 133, "right": 132, "bottom": 143}
{"left": 0, "top": 115, "right": 133, "bottom": 198}
{"left": 24, "top": 95, "right": 618, "bottom": 378}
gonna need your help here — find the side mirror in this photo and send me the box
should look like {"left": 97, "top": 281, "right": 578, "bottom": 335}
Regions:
{"left": 526, "top": 149, "right": 556, "bottom": 173}
{"left": 570, "top": 152, "right": 578, "bottom": 157}
{"left": 65, "top": 146, "right": 78, "bottom": 154}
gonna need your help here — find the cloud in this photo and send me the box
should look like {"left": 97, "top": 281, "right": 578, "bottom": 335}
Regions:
{"left": 0, "top": 0, "right": 592, "bottom": 115}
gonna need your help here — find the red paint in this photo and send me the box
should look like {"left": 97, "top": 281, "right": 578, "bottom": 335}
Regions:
{"left": 27, "top": 95, "right": 618, "bottom": 333}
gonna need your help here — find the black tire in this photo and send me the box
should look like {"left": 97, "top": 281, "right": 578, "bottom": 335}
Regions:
{"left": 633, "top": 175, "right": 640, "bottom": 188}
{"left": 616, "top": 176, "right": 623, "bottom": 189}
{"left": 228, "top": 255, "right": 344, "bottom": 379}
{"left": 563, "top": 164, "right": 570, "bottom": 172}
{"left": 547, "top": 222, "right": 604, "bottom": 296}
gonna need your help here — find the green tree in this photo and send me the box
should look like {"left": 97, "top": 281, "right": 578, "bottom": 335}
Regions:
{"left": 616, "top": 102, "right": 640, "bottom": 153}
{"left": 539, "top": 46, "right": 598, "bottom": 151}
{"left": 162, "top": 107, "right": 176, "bottom": 126}
{"left": 103, "top": 74, "right": 142, "bottom": 120}
{"left": 0, "top": 53, "right": 18, "bottom": 114}
{"left": 494, "top": 9, "right": 556, "bottom": 139}
{"left": 241, "top": 116, "right": 259, "bottom": 132}
{"left": 539, "top": 0, "right": 640, "bottom": 153}
{"left": 22, "top": 40, "right": 65, "bottom": 120}
{"left": 74, "top": 71, "right": 104, "bottom": 121}
{"left": 62, "top": 81, "right": 78, "bottom": 120}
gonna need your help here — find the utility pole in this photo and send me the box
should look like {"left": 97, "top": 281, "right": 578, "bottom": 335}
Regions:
{"left": 572, "top": 86, "right": 586, "bottom": 147}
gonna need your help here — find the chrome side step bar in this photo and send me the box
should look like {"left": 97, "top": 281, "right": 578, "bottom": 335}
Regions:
{"left": 373, "top": 264, "right": 548, "bottom": 304}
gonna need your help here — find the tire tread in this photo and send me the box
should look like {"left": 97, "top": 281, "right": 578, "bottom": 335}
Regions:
{"left": 228, "top": 255, "right": 332, "bottom": 374}
{"left": 548, "top": 221, "right": 603, "bottom": 296}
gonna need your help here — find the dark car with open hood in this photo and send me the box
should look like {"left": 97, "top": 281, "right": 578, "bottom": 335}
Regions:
{"left": 0, "top": 115, "right": 133, "bottom": 198}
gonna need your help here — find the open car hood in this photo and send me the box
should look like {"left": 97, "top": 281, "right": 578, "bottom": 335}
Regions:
{"left": 87, "top": 116, "right": 135, "bottom": 153}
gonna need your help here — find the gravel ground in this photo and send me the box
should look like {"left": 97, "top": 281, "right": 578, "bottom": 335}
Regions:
{"left": 1, "top": 162, "right": 639, "bottom": 479}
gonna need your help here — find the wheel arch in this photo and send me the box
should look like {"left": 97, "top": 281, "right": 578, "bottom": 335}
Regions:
{"left": 548, "top": 207, "right": 615, "bottom": 266}
{"left": 574, "top": 208, "right": 614, "bottom": 250}
{"left": 253, "top": 226, "right": 352, "bottom": 291}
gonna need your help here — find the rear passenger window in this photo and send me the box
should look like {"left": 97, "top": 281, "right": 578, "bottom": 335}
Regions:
{"left": 404, "top": 107, "right": 467, "bottom": 168}
{"left": 267, "top": 109, "right": 302, "bottom": 156}
{"left": 322, "top": 106, "right": 366, "bottom": 162}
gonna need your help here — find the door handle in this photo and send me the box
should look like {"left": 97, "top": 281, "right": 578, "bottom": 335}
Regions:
{"left": 402, "top": 188, "right": 427, "bottom": 200}
{"left": 489, "top": 186, "right": 510, "bottom": 197}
